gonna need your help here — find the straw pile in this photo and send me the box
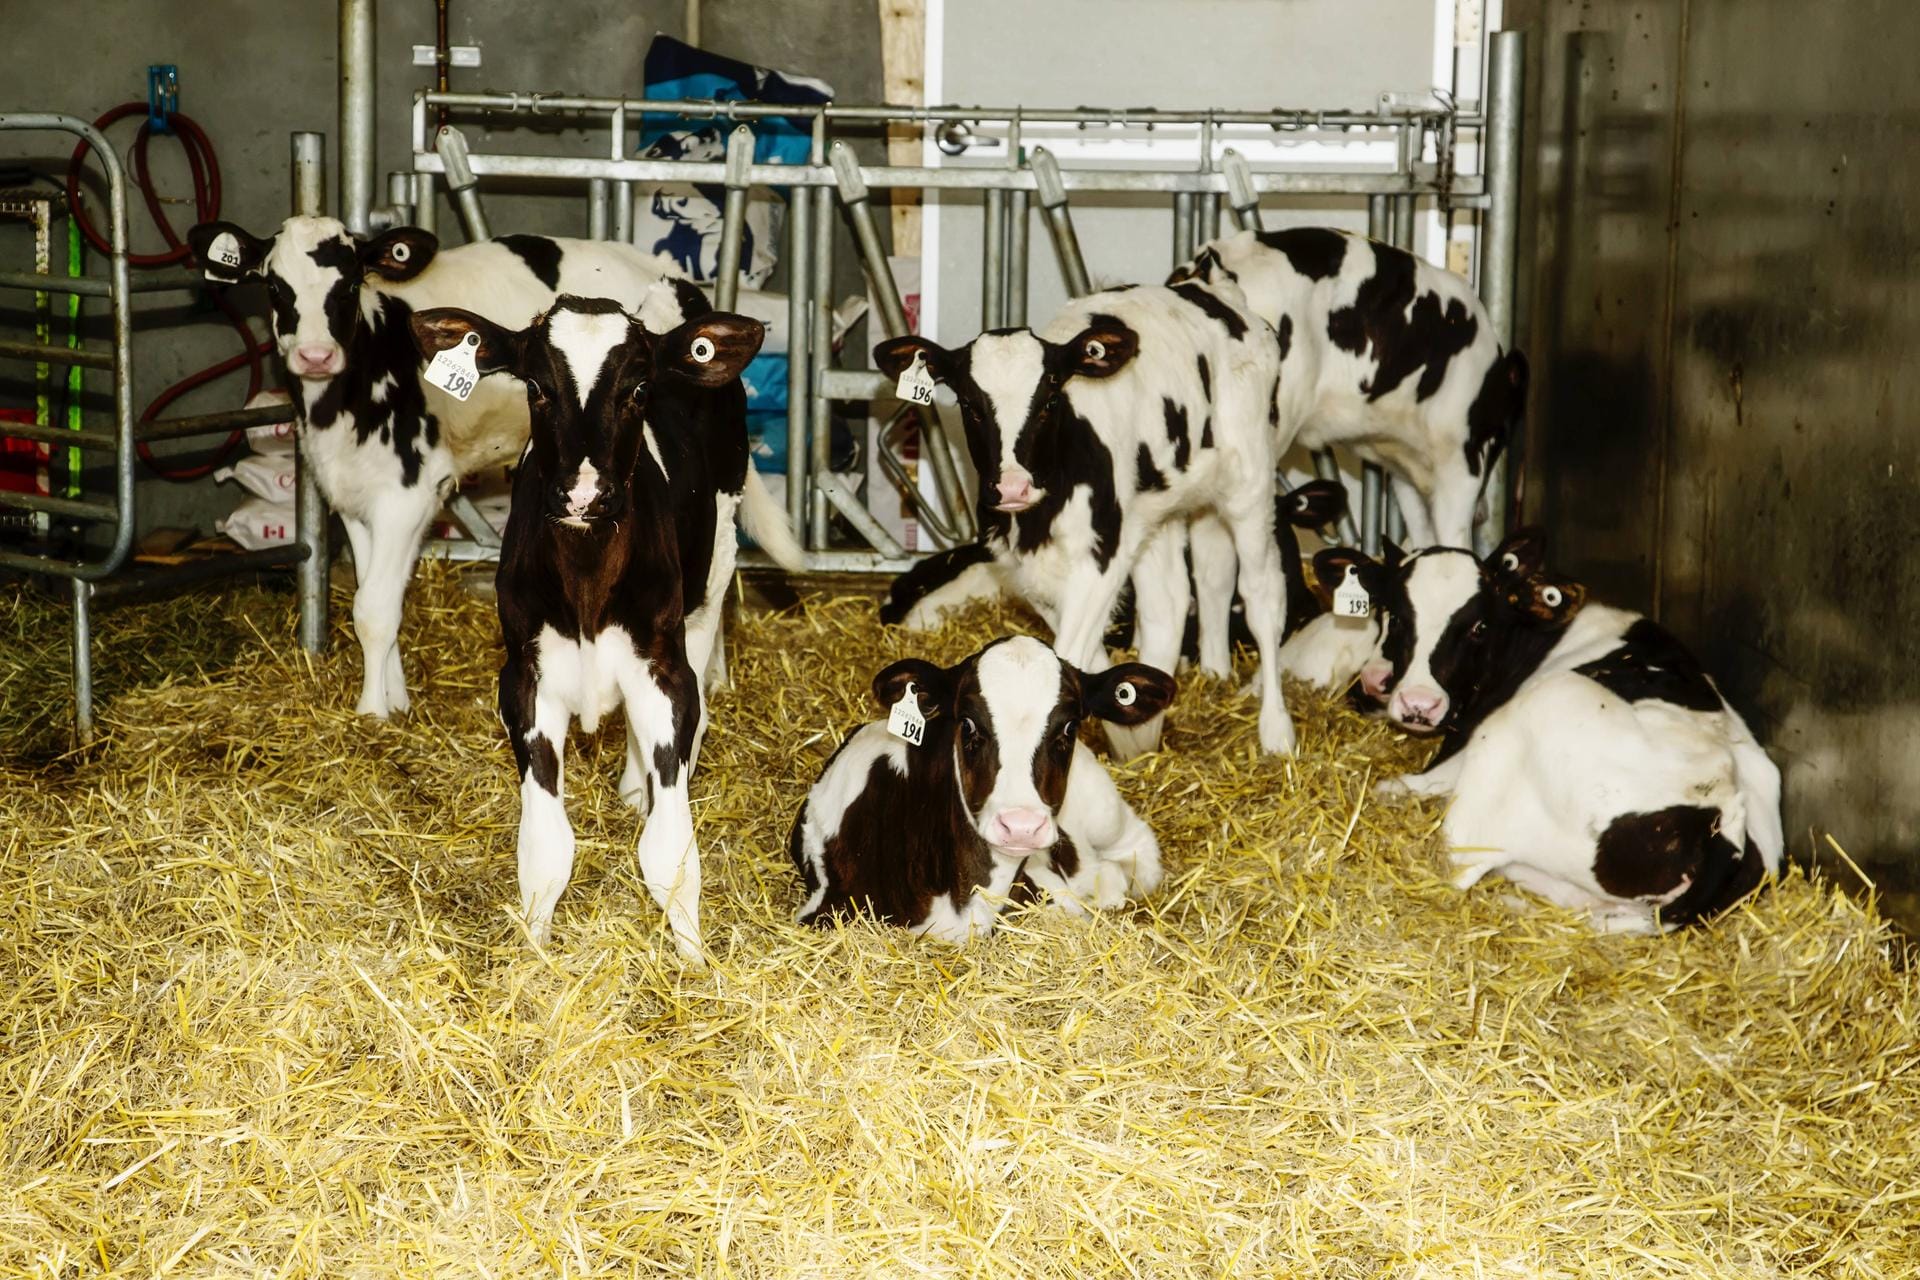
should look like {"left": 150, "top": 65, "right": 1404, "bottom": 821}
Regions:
{"left": 2, "top": 561, "right": 1917, "bottom": 1278}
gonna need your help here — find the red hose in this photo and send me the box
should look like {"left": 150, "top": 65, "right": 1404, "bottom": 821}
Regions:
{"left": 65, "top": 102, "right": 265, "bottom": 480}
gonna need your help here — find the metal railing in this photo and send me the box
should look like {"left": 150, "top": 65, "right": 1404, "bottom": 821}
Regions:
{"left": 392, "top": 37, "right": 1524, "bottom": 573}
{"left": 0, "top": 116, "right": 328, "bottom": 741}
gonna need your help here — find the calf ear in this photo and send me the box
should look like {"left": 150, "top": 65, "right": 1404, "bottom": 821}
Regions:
{"left": 873, "top": 335, "right": 953, "bottom": 384}
{"left": 1313, "top": 546, "right": 1377, "bottom": 593}
{"left": 1501, "top": 572, "right": 1586, "bottom": 625}
{"left": 361, "top": 227, "right": 438, "bottom": 282}
{"left": 658, "top": 312, "right": 765, "bottom": 387}
{"left": 1486, "top": 525, "right": 1548, "bottom": 581}
{"left": 1502, "top": 350, "right": 1530, "bottom": 403}
{"left": 1282, "top": 479, "right": 1348, "bottom": 530}
{"left": 1081, "top": 662, "right": 1176, "bottom": 726}
{"left": 409, "top": 307, "right": 522, "bottom": 375}
{"left": 1060, "top": 322, "right": 1139, "bottom": 379}
{"left": 872, "top": 658, "right": 951, "bottom": 717}
{"left": 188, "top": 221, "right": 271, "bottom": 284}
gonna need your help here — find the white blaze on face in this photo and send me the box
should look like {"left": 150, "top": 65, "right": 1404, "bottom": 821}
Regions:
{"left": 266, "top": 215, "right": 358, "bottom": 378}
{"left": 966, "top": 331, "right": 1050, "bottom": 508}
{"left": 1391, "top": 551, "right": 1482, "bottom": 727}
{"left": 972, "top": 636, "right": 1067, "bottom": 853}
{"left": 546, "top": 307, "right": 631, "bottom": 521}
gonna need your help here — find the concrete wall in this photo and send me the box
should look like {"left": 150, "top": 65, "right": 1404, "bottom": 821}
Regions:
{"left": 0, "top": 0, "right": 880, "bottom": 538}
{"left": 1506, "top": 0, "right": 1920, "bottom": 924}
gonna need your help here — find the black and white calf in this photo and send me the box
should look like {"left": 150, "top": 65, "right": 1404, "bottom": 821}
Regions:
{"left": 409, "top": 294, "right": 796, "bottom": 957}
{"left": 873, "top": 277, "right": 1307, "bottom": 757}
{"left": 789, "top": 636, "right": 1174, "bottom": 940}
{"left": 1171, "top": 227, "right": 1529, "bottom": 549}
{"left": 1314, "top": 529, "right": 1783, "bottom": 932}
{"left": 189, "top": 216, "right": 706, "bottom": 718}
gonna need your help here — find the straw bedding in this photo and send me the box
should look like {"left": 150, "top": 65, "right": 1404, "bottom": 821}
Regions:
{"left": 2, "top": 561, "right": 1917, "bottom": 1278}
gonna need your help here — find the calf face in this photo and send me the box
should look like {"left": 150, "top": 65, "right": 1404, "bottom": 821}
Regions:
{"left": 1313, "top": 528, "right": 1584, "bottom": 733}
{"left": 875, "top": 636, "right": 1174, "bottom": 854}
{"left": 409, "top": 295, "right": 762, "bottom": 527}
{"left": 873, "top": 325, "right": 1138, "bottom": 515}
{"left": 190, "top": 216, "right": 437, "bottom": 379}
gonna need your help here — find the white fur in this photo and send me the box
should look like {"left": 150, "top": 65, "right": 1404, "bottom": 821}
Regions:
{"left": 1275, "top": 611, "right": 1380, "bottom": 689}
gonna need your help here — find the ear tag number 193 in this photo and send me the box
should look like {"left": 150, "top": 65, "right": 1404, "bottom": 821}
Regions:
{"left": 888, "top": 683, "right": 926, "bottom": 746}
{"left": 896, "top": 352, "right": 936, "bottom": 407}
{"left": 1333, "top": 566, "right": 1371, "bottom": 619}
{"left": 425, "top": 332, "right": 480, "bottom": 402}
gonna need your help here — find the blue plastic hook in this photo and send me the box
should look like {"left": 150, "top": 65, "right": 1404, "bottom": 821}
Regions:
{"left": 148, "top": 65, "right": 180, "bottom": 134}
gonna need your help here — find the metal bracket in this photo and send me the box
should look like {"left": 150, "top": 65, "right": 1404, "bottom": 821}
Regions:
{"left": 1222, "top": 149, "right": 1262, "bottom": 231}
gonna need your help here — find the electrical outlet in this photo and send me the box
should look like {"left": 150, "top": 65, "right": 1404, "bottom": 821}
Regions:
{"left": 412, "top": 45, "right": 481, "bottom": 68}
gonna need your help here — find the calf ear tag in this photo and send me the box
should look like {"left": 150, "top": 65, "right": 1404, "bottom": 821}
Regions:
{"left": 896, "top": 351, "right": 936, "bottom": 407}
{"left": 1113, "top": 680, "right": 1137, "bottom": 707}
{"left": 887, "top": 682, "right": 927, "bottom": 746}
{"left": 1333, "top": 566, "right": 1371, "bottom": 619}
{"left": 424, "top": 331, "right": 480, "bottom": 402}
{"left": 689, "top": 335, "right": 716, "bottom": 364}
{"left": 208, "top": 232, "right": 244, "bottom": 270}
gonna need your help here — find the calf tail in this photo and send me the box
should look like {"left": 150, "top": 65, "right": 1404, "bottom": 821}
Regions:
{"left": 739, "top": 463, "right": 806, "bottom": 573}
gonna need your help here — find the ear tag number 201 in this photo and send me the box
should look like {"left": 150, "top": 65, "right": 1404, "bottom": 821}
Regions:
{"left": 896, "top": 352, "right": 936, "bottom": 407}
{"left": 208, "top": 232, "right": 245, "bottom": 270}
{"left": 887, "top": 683, "right": 926, "bottom": 746}
{"left": 425, "top": 331, "right": 480, "bottom": 402}
{"left": 1333, "top": 566, "right": 1371, "bottom": 619}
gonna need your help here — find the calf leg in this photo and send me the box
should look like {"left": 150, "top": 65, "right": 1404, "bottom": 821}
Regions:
{"left": 1115, "top": 525, "right": 1190, "bottom": 757}
{"left": 1423, "top": 468, "right": 1482, "bottom": 552}
{"left": 502, "top": 657, "right": 575, "bottom": 946}
{"left": 1188, "top": 513, "right": 1238, "bottom": 678}
{"left": 624, "top": 649, "right": 705, "bottom": 965}
{"left": 1389, "top": 475, "right": 1440, "bottom": 548}
{"left": 349, "top": 490, "right": 436, "bottom": 717}
{"left": 1225, "top": 502, "right": 1297, "bottom": 756}
{"left": 1046, "top": 560, "right": 1143, "bottom": 760}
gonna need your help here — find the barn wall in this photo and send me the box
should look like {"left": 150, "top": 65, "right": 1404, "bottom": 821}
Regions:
{"left": 1507, "top": 0, "right": 1920, "bottom": 919}
{"left": 0, "top": 0, "right": 881, "bottom": 537}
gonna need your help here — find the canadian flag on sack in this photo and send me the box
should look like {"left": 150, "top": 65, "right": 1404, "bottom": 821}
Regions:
{"left": 215, "top": 390, "right": 297, "bottom": 550}
{"left": 0, "top": 409, "right": 51, "bottom": 499}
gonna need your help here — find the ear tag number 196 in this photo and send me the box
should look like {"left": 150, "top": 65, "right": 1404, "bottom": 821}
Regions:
{"left": 888, "top": 683, "right": 926, "bottom": 746}
{"left": 896, "top": 352, "right": 936, "bottom": 407}
{"left": 1333, "top": 566, "right": 1371, "bottom": 619}
{"left": 425, "top": 331, "right": 480, "bottom": 402}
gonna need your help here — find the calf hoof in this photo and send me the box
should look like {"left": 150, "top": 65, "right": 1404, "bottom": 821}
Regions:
{"left": 1256, "top": 709, "right": 1298, "bottom": 757}
{"left": 525, "top": 914, "right": 554, "bottom": 948}
{"left": 1373, "top": 776, "right": 1412, "bottom": 802}
{"left": 1092, "top": 862, "right": 1131, "bottom": 911}
{"left": 618, "top": 772, "right": 652, "bottom": 817}
{"left": 355, "top": 696, "right": 392, "bottom": 720}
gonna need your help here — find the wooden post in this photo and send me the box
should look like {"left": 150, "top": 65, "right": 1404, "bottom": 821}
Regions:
{"left": 878, "top": 0, "right": 925, "bottom": 256}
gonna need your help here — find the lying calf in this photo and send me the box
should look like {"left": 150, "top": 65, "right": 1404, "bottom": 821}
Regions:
{"left": 789, "top": 637, "right": 1173, "bottom": 941}
{"left": 1316, "top": 529, "right": 1783, "bottom": 932}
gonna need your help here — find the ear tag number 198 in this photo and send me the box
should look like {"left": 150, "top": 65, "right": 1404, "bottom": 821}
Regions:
{"left": 888, "top": 683, "right": 926, "bottom": 746}
{"left": 425, "top": 331, "right": 480, "bottom": 402}
{"left": 1333, "top": 566, "right": 1371, "bottom": 619}
{"left": 896, "top": 352, "right": 936, "bottom": 407}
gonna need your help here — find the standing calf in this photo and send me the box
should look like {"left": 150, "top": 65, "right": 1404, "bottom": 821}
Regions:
{"left": 191, "top": 217, "right": 688, "bottom": 717}
{"left": 1316, "top": 529, "right": 1782, "bottom": 932}
{"left": 1172, "top": 227, "right": 1529, "bottom": 548}
{"left": 874, "top": 276, "right": 1306, "bottom": 757}
{"left": 790, "top": 637, "right": 1174, "bottom": 940}
{"left": 410, "top": 294, "right": 795, "bottom": 957}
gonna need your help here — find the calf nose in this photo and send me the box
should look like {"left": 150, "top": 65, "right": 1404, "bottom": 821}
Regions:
{"left": 993, "top": 470, "right": 1037, "bottom": 512}
{"left": 291, "top": 344, "right": 342, "bottom": 377}
{"left": 987, "top": 807, "right": 1054, "bottom": 851}
{"left": 1359, "top": 661, "right": 1394, "bottom": 699}
{"left": 1391, "top": 685, "right": 1447, "bottom": 729}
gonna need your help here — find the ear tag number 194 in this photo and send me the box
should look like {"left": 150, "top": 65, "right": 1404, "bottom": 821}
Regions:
{"left": 1333, "top": 566, "right": 1371, "bottom": 619}
{"left": 425, "top": 331, "right": 480, "bottom": 402}
{"left": 888, "top": 683, "right": 926, "bottom": 746}
{"left": 896, "top": 352, "right": 936, "bottom": 407}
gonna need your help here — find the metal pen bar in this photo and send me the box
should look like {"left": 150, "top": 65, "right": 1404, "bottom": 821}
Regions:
{"left": 1222, "top": 149, "right": 1263, "bottom": 231}
{"left": 587, "top": 178, "right": 610, "bottom": 239}
{"left": 339, "top": 0, "right": 375, "bottom": 234}
{"left": 139, "top": 402, "right": 297, "bottom": 443}
{"left": 0, "top": 268, "right": 201, "bottom": 297}
{"left": 1359, "top": 196, "right": 1393, "bottom": 556}
{"left": 982, "top": 187, "right": 1006, "bottom": 329}
{"left": 816, "top": 473, "right": 906, "bottom": 559}
{"left": 70, "top": 579, "right": 93, "bottom": 742}
{"left": 808, "top": 180, "right": 834, "bottom": 547}
{"left": 610, "top": 105, "right": 633, "bottom": 245}
{"left": 1006, "top": 188, "right": 1030, "bottom": 325}
{"left": 0, "top": 419, "right": 118, "bottom": 451}
{"left": 293, "top": 131, "right": 331, "bottom": 655}
{"left": 1030, "top": 148, "right": 1092, "bottom": 298}
{"left": 784, "top": 176, "right": 812, "bottom": 537}
{"left": 712, "top": 126, "right": 753, "bottom": 311}
{"left": 413, "top": 173, "right": 437, "bottom": 235}
{"left": 91, "top": 545, "right": 311, "bottom": 605}
{"left": 436, "top": 125, "right": 491, "bottom": 241}
{"left": 0, "top": 337, "right": 113, "bottom": 370}
{"left": 1171, "top": 192, "right": 1196, "bottom": 267}
{"left": 1389, "top": 165, "right": 1417, "bottom": 547}
{"left": 0, "top": 489, "right": 117, "bottom": 522}
{"left": 1477, "top": 30, "right": 1525, "bottom": 554}
{"left": 422, "top": 89, "right": 1481, "bottom": 130}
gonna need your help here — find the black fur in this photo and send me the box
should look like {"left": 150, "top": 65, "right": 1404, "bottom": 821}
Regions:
{"left": 1253, "top": 227, "right": 1348, "bottom": 280}
{"left": 498, "top": 234, "right": 565, "bottom": 291}
{"left": 1325, "top": 245, "right": 1479, "bottom": 404}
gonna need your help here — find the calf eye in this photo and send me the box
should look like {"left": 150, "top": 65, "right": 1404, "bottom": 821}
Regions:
{"left": 1056, "top": 720, "right": 1078, "bottom": 746}
{"left": 629, "top": 379, "right": 649, "bottom": 404}
{"left": 526, "top": 380, "right": 549, "bottom": 402}
{"left": 1470, "top": 619, "right": 1488, "bottom": 639}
